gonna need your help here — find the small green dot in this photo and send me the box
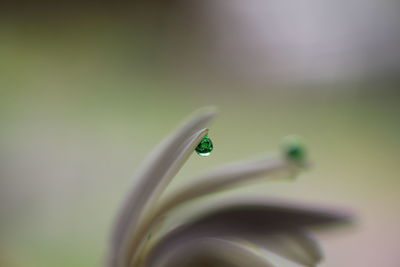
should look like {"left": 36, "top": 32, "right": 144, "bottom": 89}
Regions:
{"left": 282, "top": 136, "right": 307, "bottom": 163}
{"left": 195, "top": 136, "right": 214, "bottom": 157}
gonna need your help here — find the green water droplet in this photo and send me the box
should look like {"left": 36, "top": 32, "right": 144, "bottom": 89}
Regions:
{"left": 282, "top": 136, "right": 307, "bottom": 163}
{"left": 195, "top": 136, "right": 213, "bottom": 157}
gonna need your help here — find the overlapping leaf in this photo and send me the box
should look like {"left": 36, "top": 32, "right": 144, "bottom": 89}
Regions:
{"left": 106, "top": 107, "right": 352, "bottom": 267}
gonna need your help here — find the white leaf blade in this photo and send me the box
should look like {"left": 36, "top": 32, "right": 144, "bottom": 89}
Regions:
{"left": 107, "top": 107, "right": 217, "bottom": 267}
{"left": 158, "top": 157, "right": 296, "bottom": 216}
{"left": 250, "top": 230, "right": 323, "bottom": 267}
{"left": 144, "top": 200, "right": 350, "bottom": 265}
{"left": 148, "top": 238, "right": 275, "bottom": 267}
{"left": 134, "top": 157, "right": 301, "bottom": 260}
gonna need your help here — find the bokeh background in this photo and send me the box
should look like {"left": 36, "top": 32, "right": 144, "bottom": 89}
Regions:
{"left": 1, "top": 1, "right": 399, "bottom": 266}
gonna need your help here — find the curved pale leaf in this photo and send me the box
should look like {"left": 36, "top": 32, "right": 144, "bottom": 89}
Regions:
{"left": 107, "top": 107, "right": 217, "bottom": 267}
{"left": 157, "top": 157, "right": 298, "bottom": 219}
{"left": 248, "top": 230, "right": 323, "bottom": 267}
{"left": 145, "top": 200, "right": 350, "bottom": 266}
{"left": 133, "top": 157, "right": 302, "bottom": 264}
{"left": 148, "top": 238, "right": 275, "bottom": 267}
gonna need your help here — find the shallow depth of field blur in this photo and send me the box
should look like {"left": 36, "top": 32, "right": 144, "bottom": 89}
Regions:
{"left": 1, "top": 1, "right": 399, "bottom": 267}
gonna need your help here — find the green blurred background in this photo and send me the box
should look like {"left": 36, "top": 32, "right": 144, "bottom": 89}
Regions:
{"left": 0, "top": 1, "right": 399, "bottom": 266}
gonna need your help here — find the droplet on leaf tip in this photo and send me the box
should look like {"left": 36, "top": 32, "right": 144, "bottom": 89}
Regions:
{"left": 282, "top": 136, "right": 307, "bottom": 163}
{"left": 195, "top": 136, "right": 213, "bottom": 157}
